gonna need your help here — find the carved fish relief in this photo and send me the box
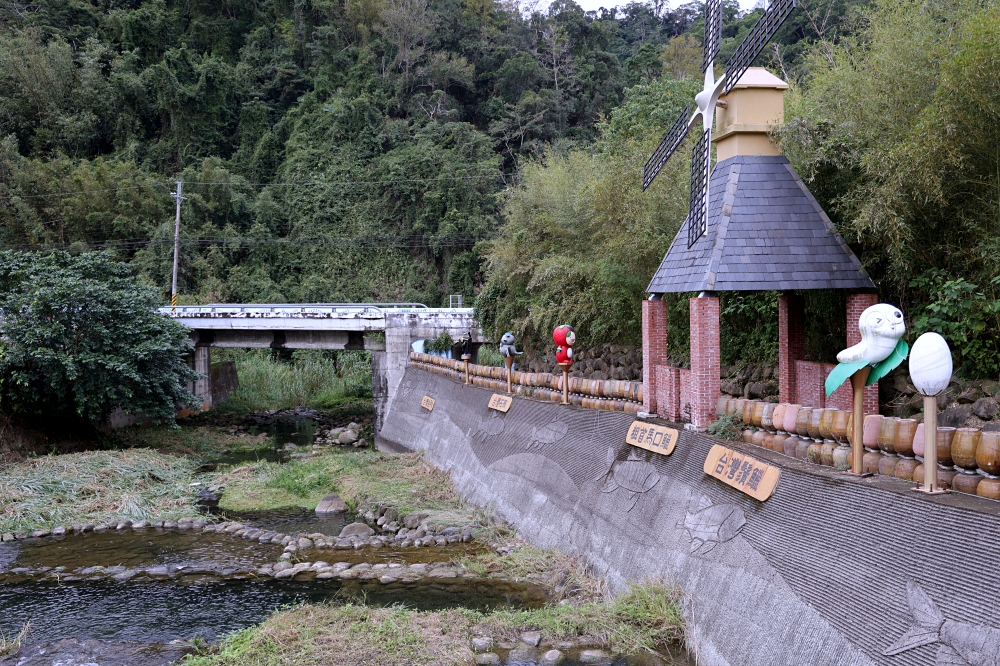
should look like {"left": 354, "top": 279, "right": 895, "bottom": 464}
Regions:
{"left": 598, "top": 448, "right": 660, "bottom": 512}
{"left": 884, "top": 581, "right": 1000, "bottom": 665}
{"left": 527, "top": 421, "right": 569, "bottom": 449}
{"left": 472, "top": 414, "right": 505, "bottom": 441}
{"left": 677, "top": 495, "right": 746, "bottom": 555}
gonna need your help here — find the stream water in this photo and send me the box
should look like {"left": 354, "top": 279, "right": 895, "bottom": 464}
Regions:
{"left": 0, "top": 419, "right": 690, "bottom": 666}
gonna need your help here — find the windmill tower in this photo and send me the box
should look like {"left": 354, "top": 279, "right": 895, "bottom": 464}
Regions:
{"left": 640, "top": 0, "right": 878, "bottom": 429}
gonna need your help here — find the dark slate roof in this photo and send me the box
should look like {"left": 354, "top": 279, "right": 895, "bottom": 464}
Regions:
{"left": 646, "top": 155, "right": 875, "bottom": 293}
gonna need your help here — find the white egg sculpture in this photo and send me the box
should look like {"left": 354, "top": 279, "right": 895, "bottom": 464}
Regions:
{"left": 909, "top": 332, "right": 953, "bottom": 396}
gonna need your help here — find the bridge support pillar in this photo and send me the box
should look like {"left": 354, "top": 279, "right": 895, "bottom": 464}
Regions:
{"left": 192, "top": 346, "right": 212, "bottom": 410}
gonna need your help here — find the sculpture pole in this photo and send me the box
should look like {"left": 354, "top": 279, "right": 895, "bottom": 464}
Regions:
{"left": 505, "top": 356, "right": 514, "bottom": 393}
{"left": 922, "top": 395, "right": 940, "bottom": 492}
{"left": 462, "top": 354, "right": 471, "bottom": 385}
{"left": 559, "top": 362, "right": 571, "bottom": 405}
{"left": 849, "top": 366, "right": 870, "bottom": 475}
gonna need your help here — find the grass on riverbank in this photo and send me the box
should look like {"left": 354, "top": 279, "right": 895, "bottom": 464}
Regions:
{"left": 0, "top": 450, "right": 203, "bottom": 534}
{"left": 211, "top": 450, "right": 468, "bottom": 522}
{"left": 183, "top": 582, "right": 685, "bottom": 666}
{"left": 212, "top": 349, "right": 373, "bottom": 414}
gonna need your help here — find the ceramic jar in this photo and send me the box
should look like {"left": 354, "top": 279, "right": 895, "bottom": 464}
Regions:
{"left": 808, "top": 408, "right": 824, "bottom": 441}
{"left": 820, "top": 441, "right": 836, "bottom": 466}
{"left": 877, "top": 417, "right": 899, "bottom": 455}
{"left": 795, "top": 438, "right": 811, "bottom": 460}
{"left": 772, "top": 404, "right": 788, "bottom": 433}
{"left": 976, "top": 431, "right": 1000, "bottom": 476}
{"left": 863, "top": 414, "right": 883, "bottom": 450}
{"left": 716, "top": 396, "right": 730, "bottom": 417}
{"left": 951, "top": 472, "right": 982, "bottom": 495}
{"left": 952, "top": 428, "right": 981, "bottom": 472}
{"left": 783, "top": 405, "right": 801, "bottom": 435}
{"left": 752, "top": 430, "right": 766, "bottom": 447}
{"left": 912, "top": 422, "right": 926, "bottom": 459}
{"left": 894, "top": 458, "right": 919, "bottom": 481}
{"left": 832, "top": 445, "right": 852, "bottom": 470}
{"left": 752, "top": 401, "right": 767, "bottom": 429}
{"left": 763, "top": 433, "right": 776, "bottom": 450}
{"left": 761, "top": 403, "right": 776, "bottom": 431}
{"left": 878, "top": 454, "right": 898, "bottom": 476}
{"left": 743, "top": 429, "right": 755, "bottom": 443}
{"left": 807, "top": 441, "right": 823, "bottom": 464}
{"left": 832, "top": 410, "right": 850, "bottom": 444}
{"left": 863, "top": 451, "right": 883, "bottom": 474}
{"left": 795, "top": 408, "right": 812, "bottom": 438}
{"left": 742, "top": 400, "right": 755, "bottom": 426}
{"left": 726, "top": 399, "right": 741, "bottom": 416}
{"left": 914, "top": 465, "right": 956, "bottom": 489}
{"left": 818, "top": 409, "right": 835, "bottom": 441}
{"left": 894, "top": 419, "right": 918, "bottom": 458}
{"left": 977, "top": 478, "right": 1000, "bottom": 500}
{"left": 782, "top": 436, "right": 799, "bottom": 457}
{"left": 773, "top": 433, "right": 790, "bottom": 453}
{"left": 935, "top": 427, "right": 956, "bottom": 466}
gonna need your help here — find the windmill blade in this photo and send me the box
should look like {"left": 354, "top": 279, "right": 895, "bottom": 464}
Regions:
{"left": 722, "top": 0, "right": 796, "bottom": 94}
{"left": 642, "top": 104, "right": 692, "bottom": 191}
{"left": 687, "top": 129, "right": 711, "bottom": 249}
{"left": 702, "top": 0, "right": 723, "bottom": 73}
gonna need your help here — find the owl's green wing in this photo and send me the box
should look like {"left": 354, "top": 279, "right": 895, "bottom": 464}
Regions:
{"left": 825, "top": 360, "right": 869, "bottom": 397}
{"left": 867, "top": 339, "right": 909, "bottom": 386}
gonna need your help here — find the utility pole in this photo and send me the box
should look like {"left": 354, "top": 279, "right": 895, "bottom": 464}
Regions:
{"left": 170, "top": 181, "right": 185, "bottom": 308}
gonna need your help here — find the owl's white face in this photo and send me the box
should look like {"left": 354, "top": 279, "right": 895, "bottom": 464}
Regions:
{"left": 861, "top": 304, "right": 905, "bottom": 339}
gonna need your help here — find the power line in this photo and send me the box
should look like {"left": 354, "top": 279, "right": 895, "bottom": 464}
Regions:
{"left": 2, "top": 172, "right": 517, "bottom": 200}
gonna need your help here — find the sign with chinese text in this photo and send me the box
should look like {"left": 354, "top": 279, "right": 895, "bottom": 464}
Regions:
{"left": 488, "top": 394, "right": 513, "bottom": 413}
{"left": 703, "top": 445, "right": 780, "bottom": 501}
{"left": 421, "top": 396, "right": 435, "bottom": 411}
{"left": 626, "top": 421, "right": 678, "bottom": 456}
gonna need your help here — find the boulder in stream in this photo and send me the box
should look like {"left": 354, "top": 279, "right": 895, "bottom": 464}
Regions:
{"left": 339, "top": 522, "right": 374, "bottom": 538}
{"left": 315, "top": 494, "right": 348, "bottom": 514}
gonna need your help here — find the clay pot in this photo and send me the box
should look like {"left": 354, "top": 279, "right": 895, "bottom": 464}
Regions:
{"left": 716, "top": 396, "right": 730, "bottom": 417}
{"left": 820, "top": 441, "right": 836, "bottom": 467}
{"left": 878, "top": 455, "right": 898, "bottom": 476}
{"left": 976, "top": 431, "right": 1000, "bottom": 476}
{"left": 914, "top": 465, "right": 957, "bottom": 490}
{"left": 951, "top": 472, "right": 982, "bottom": 495}
{"left": 807, "top": 442, "right": 823, "bottom": 464}
{"left": 912, "top": 422, "right": 926, "bottom": 458}
{"left": 726, "top": 399, "right": 741, "bottom": 416}
{"left": 832, "top": 445, "right": 852, "bottom": 470}
{"left": 761, "top": 403, "right": 776, "bottom": 430}
{"left": 832, "top": 410, "right": 850, "bottom": 444}
{"left": 877, "top": 417, "right": 899, "bottom": 454}
{"left": 894, "top": 419, "right": 918, "bottom": 458}
{"left": 795, "top": 439, "right": 811, "bottom": 460}
{"left": 783, "top": 436, "right": 799, "bottom": 457}
{"left": 752, "top": 430, "right": 766, "bottom": 447}
{"left": 894, "top": 458, "right": 919, "bottom": 481}
{"left": 795, "top": 408, "right": 812, "bottom": 438}
{"left": 783, "top": 405, "right": 801, "bottom": 435}
{"left": 818, "top": 409, "right": 835, "bottom": 441}
{"left": 773, "top": 433, "right": 789, "bottom": 453}
{"left": 934, "top": 427, "right": 956, "bottom": 466}
{"left": 763, "top": 433, "right": 776, "bottom": 450}
{"left": 808, "top": 408, "right": 824, "bottom": 441}
{"left": 951, "top": 428, "right": 981, "bottom": 471}
{"left": 752, "top": 401, "right": 767, "bottom": 428}
{"left": 742, "top": 400, "right": 755, "bottom": 426}
{"left": 863, "top": 414, "right": 883, "bottom": 450}
{"left": 863, "top": 451, "right": 883, "bottom": 474}
{"left": 743, "top": 429, "right": 755, "bottom": 443}
{"left": 976, "top": 478, "right": 1000, "bottom": 500}
{"left": 772, "top": 404, "right": 788, "bottom": 433}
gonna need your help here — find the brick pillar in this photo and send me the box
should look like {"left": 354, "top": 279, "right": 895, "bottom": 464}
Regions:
{"left": 689, "top": 295, "right": 721, "bottom": 429}
{"left": 778, "top": 292, "right": 805, "bottom": 404}
{"left": 642, "top": 299, "right": 668, "bottom": 414}
{"left": 847, "top": 292, "right": 879, "bottom": 414}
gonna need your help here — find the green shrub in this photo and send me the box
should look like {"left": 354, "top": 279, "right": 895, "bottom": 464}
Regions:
{"left": 707, "top": 413, "right": 743, "bottom": 441}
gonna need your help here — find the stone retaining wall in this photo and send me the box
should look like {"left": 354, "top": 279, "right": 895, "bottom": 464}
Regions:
{"left": 379, "top": 365, "right": 1000, "bottom": 666}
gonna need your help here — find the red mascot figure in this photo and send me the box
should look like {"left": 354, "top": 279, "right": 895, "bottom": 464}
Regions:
{"left": 553, "top": 324, "right": 576, "bottom": 404}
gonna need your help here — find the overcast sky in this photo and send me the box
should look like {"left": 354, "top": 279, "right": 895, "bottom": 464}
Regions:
{"left": 568, "top": 0, "right": 763, "bottom": 14}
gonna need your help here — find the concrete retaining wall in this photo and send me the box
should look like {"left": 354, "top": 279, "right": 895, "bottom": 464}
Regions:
{"left": 379, "top": 365, "right": 1000, "bottom": 666}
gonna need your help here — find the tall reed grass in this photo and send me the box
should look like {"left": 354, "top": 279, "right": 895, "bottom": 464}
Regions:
{"left": 214, "top": 349, "right": 372, "bottom": 413}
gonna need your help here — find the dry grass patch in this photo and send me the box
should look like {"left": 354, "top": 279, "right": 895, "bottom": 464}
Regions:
{"left": 120, "top": 425, "right": 270, "bottom": 459}
{"left": 0, "top": 449, "right": 202, "bottom": 533}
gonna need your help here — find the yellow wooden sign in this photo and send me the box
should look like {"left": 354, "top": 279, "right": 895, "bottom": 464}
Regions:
{"left": 703, "top": 444, "right": 780, "bottom": 501}
{"left": 488, "top": 394, "right": 513, "bottom": 413}
{"left": 626, "top": 421, "right": 679, "bottom": 456}
{"left": 421, "top": 396, "right": 435, "bottom": 411}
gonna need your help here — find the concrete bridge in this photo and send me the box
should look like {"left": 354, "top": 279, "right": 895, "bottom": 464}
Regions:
{"left": 160, "top": 304, "right": 483, "bottom": 430}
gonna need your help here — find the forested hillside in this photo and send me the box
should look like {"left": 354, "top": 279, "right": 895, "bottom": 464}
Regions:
{"left": 0, "top": 0, "right": 831, "bottom": 303}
